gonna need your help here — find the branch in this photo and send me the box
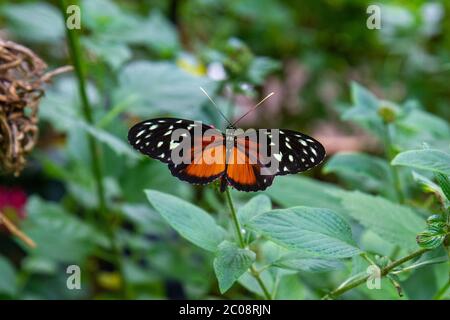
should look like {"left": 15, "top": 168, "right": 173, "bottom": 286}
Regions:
{"left": 40, "top": 65, "right": 73, "bottom": 83}
{"left": 324, "top": 248, "right": 429, "bottom": 299}
{"left": 0, "top": 211, "right": 36, "bottom": 248}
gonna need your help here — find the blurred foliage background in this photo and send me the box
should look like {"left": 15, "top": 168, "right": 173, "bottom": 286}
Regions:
{"left": 0, "top": 0, "right": 449, "bottom": 300}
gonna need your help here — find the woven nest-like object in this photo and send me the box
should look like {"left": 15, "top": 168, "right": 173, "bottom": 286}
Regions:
{"left": 0, "top": 39, "right": 52, "bottom": 176}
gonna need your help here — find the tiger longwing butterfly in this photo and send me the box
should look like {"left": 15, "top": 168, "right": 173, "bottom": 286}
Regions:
{"left": 128, "top": 116, "right": 326, "bottom": 192}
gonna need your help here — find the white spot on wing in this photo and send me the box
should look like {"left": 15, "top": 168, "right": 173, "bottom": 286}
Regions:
{"left": 170, "top": 141, "right": 180, "bottom": 149}
{"left": 273, "top": 153, "right": 282, "bottom": 161}
{"left": 289, "top": 155, "right": 294, "bottom": 162}
{"left": 150, "top": 125, "right": 158, "bottom": 130}
{"left": 136, "top": 130, "right": 145, "bottom": 138}
{"left": 157, "top": 141, "right": 163, "bottom": 148}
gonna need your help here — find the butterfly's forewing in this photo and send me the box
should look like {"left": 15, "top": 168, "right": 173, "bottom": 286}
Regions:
{"left": 263, "top": 129, "right": 326, "bottom": 176}
{"left": 128, "top": 118, "right": 226, "bottom": 185}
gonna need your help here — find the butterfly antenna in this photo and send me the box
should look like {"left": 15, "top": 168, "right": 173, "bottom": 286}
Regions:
{"left": 199, "top": 87, "right": 232, "bottom": 126}
{"left": 232, "top": 92, "right": 274, "bottom": 126}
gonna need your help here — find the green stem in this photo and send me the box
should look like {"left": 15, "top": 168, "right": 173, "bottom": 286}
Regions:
{"left": 324, "top": 248, "right": 428, "bottom": 299}
{"left": 59, "top": 0, "right": 129, "bottom": 299}
{"left": 434, "top": 279, "right": 450, "bottom": 300}
{"left": 224, "top": 188, "right": 272, "bottom": 300}
{"left": 224, "top": 188, "right": 245, "bottom": 247}
{"left": 435, "top": 243, "right": 450, "bottom": 299}
{"left": 383, "top": 123, "right": 404, "bottom": 203}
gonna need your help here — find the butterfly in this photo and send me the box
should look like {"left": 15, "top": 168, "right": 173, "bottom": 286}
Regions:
{"left": 128, "top": 117, "right": 326, "bottom": 192}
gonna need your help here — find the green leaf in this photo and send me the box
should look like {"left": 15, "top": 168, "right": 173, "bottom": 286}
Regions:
{"left": 21, "top": 256, "right": 57, "bottom": 275}
{"left": 22, "top": 197, "right": 105, "bottom": 262}
{"left": 248, "top": 207, "right": 360, "bottom": 258}
{"left": 238, "top": 271, "right": 274, "bottom": 298}
{"left": 412, "top": 171, "right": 443, "bottom": 195}
{"left": 435, "top": 173, "right": 450, "bottom": 201}
{"left": 132, "top": 11, "right": 179, "bottom": 54}
{"left": 323, "top": 153, "right": 392, "bottom": 193}
{"left": 265, "top": 176, "right": 346, "bottom": 215}
{"left": 116, "top": 61, "right": 216, "bottom": 118}
{"left": 213, "top": 241, "right": 255, "bottom": 293}
{"left": 39, "top": 77, "right": 137, "bottom": 159}
{"left": 339, "top": 191, "right": 425, "bottom": 250}
{"left": 238, "top": 194, "right": 271, "bottom": 226}
{"left": 145, "top": 190, "right": 226, "bottom": 252}
{"left": 398, "top": 109, "right": 450, "bottom": 140}
{"left": 392, "top": 149, "right": 450, "bottom": 176}
{"left": 248, "top": 57, "right": 281, "bottom": 84}
{"left": 274, "top": 274, "right": 305, "bottom": 299}
{"left": 342, "top": 105, "right": 378, "bottom": 121}
{"left": 83, "top": 37, "right": 131, "bottom": 70}
{"left": 120, "top": 203, "right": 169, "bottom": 235}
{"left": 351, "top": 82, "right": 379, "bottom": 110}
{"left": 417, "top": 215, "right": 447, "bottom": 250}
{"left": 2, "top": 3, "right": 64, "bottom": 43}
{"left": 81, "top": 0, "right": 179, "bottom": 55}
{"left": 0, "top": 256, "right": 17, "bottom": 296}
{"left": 79, "top": 121, "right": 140, "bottom": 160}
{"left": 416, "top": 231, "right": 445, "bottom": 250}
{"left": 272, "top": 252, "right": 344, "bottom": 273}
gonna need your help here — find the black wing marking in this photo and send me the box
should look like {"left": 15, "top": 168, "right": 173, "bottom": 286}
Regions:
{"left": 261, "top": 129, "right": 326, "bottom": 175}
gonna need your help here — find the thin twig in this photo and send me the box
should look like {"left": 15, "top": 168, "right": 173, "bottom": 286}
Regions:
{"left": 0, "top": 211, "right": 36, "bottom": 248}
{"left": 323, "top": 248, "right": 429, "bottom": 299}
{"left": 41, "top": 65, "right": 73, "bottom": 83}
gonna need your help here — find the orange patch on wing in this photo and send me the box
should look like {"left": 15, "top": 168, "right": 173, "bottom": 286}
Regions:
{"left": 185, "top": 144, "right": 226, "bottom": 178}
{"left": 226, "top": 147, "right": 258, "bottom": 185}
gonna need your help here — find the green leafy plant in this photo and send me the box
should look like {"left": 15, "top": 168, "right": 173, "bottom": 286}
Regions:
{"left": 0, "top": 0, "right": 449, "bottom": 301}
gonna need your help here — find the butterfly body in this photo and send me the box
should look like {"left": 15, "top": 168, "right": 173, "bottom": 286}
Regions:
{"left": 128, "top": 117, "right": 326, "bottom": 192}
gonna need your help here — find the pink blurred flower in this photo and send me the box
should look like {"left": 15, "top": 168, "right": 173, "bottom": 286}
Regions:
{"left": 0, "top": 186, "right": 27, "bottom": 219}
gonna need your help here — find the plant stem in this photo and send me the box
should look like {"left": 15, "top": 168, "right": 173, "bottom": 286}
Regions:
{"left": 224, "top": 188, "right": 272, "bottom": 300}
{"left": 59, "top": 0, "right": 129, "bottom": 299}
{"left": 434, "top": 279, "right": 450, "bottom": 300}
{"left": 224, "top": 188, "right": 245, "bottom": 247}
{"left": 383, "top": 123, "right": 404, "bottom": 203}
{"left": 324, "top": 248, "right": 428, "bottom": 299}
